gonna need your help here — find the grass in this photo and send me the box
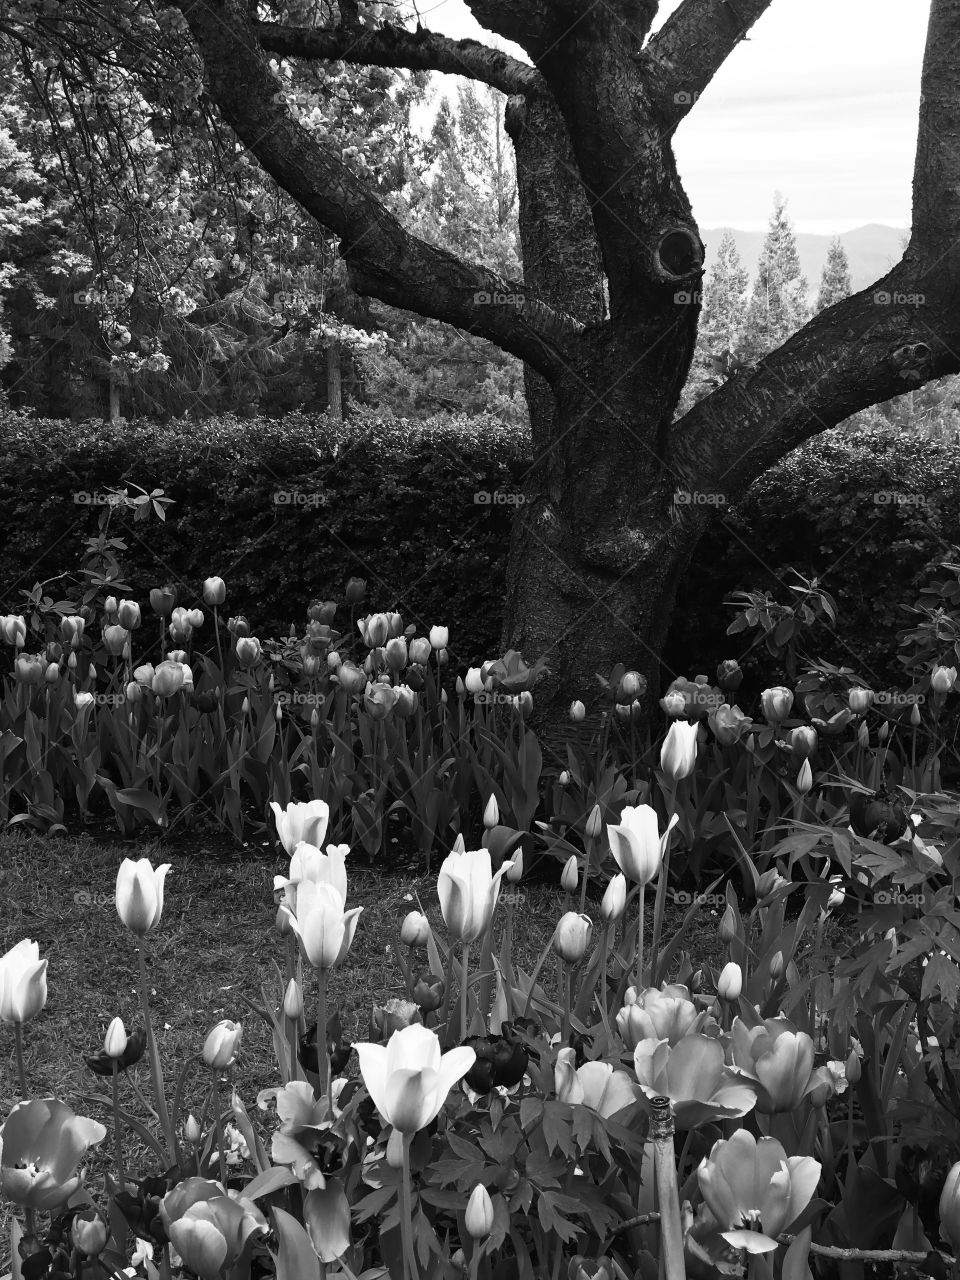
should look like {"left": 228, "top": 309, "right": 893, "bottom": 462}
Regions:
{"left": 0, "top": 828, "right": 732, "bottom": 1274}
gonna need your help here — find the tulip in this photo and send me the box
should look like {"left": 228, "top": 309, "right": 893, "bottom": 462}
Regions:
{"left": 768, "top": 951, "right": 784, "bottom": 979}
{"left": 710, "top": 702, "right": 751, "bottom": 745}
{"left": 75, "top": 689, "right": 95, "bottom": 709}
{"left": 370, "top": 998, "right": 422, "bottom": 1041}
{"left": 760, "top": 686, "right": 794, "bottom": 723}
{"left": 698, "top": 1129, "right": 821, "bottom": 1253}
{"left": 282, "top": 979, "right": 303, "bottom": 1020}
{"left": 717, "top": 659, "right": 743, "bottom": 690}
{"left": 401, "top": 911, "right": 430, "bottom": 947}
{"left": 482, "top": 794, "right": 499, "bottom": 829}
{"left": 790, "top": 726, "right": 818, "bottom": 756}
{"left": 616, "top": 984, "right": 700, "bottom": 1049}
{"left": 345, "top": 576, "right": 367, "bottom": 604}
{"left": 202, "top": 1020, "right": 242, "bottom": 1070}
{"left": 354, "top": 1023, "right": 475, "bottom": 1132}
{"left": 429, "top": 625, "right": 448, "bottom": 650}
{"left": 116, "top": 857, "right": 171, "bottom": 936}
{"left": 797, "top": 759, "right": 813, "bottom": 794}
{"left": 585, "top": 803, "right": 603, "bottom": 840}
{"left": 553, "top": 912, "right": 593, "bottom": 963}
{"left": 228, "top": 615, "right": 250, "bottom": 636}
{"left": 719, "top": 904, "right": 737, "bottom": 942}
{"left": 848, "top": 686, "right": 874, "bottom": 713}
{"left": 412, "top": 973, "right": 445, "bottom": 1012}
{"left": 103, "top": 624, "right": 129, "bottom": 656}
{"left": 607, "top": 805, "right": 679, "bottom": 885}
{"left": 149, "top": 586, "right": 177, "bottom": 617}
{"left": 117, "top": 599, "right": 141, "bottom": 629}
{"left": 633, "top": 1035, "right": 756, "bottom": 1129}
{"left": 104, "top": 1016, "right": 128, "bottom": 1059}
{"left": 358, "top": 613, "right": 390, "bottom": 648}
{"left": 561, "top": 855, "right": 579, "bottom": 893}
{"left": 186, "top": 608, "right": 204, "bottom": 628}
{"left": 505, "top": 848, "right": 524, "bottom": 882}
{"left": 660, "top": 721, "right": 701, "bottom": 778}
{"left": 152, "top": 660, "right": 185, "bottom": 696}
{"left": 941, "top": 1163, "right": 960, "bottom": 1251}
{"left": 160, "top": 1180, "right": 268, "bottom": 1280}
{"left": 555, "top": 1048, "right": 638, "bottom": 1117}
{"left": 270, "top": 799, "right": 330, "bottom": 856}
{"left": 570, "top": 700, "right": 586, "bottom": 722}
{"left": 437, "top": 848, "right": 513, "bottom": 945}
{"left": 285, "top": 881, "right": 362, "bottom": 971}
{"left": 465, "top": 1184, "right": 494, "bottom": 1240}
{"left": 1, "top": 614, "right": 27, "bottom": 646}
{"left": 932, "top": 665, "right": 958, "bottom": 694}
{"left": 729, "top": 1016, "right": 830, "bottom": 1114}
{"left": 717, "top": 962, "right": 742, "bottom": 1001}
{"left": 73, "top": 1208, "right": 109, "bottom": 1257}
{"left": 202, "top": 577, "right": 226, "bottom": 606}
{"left": 408, "top": 637, "right": 431, "bottom": 664}
{"left": 661, "top": 690, "right": 686, "bottom": 718}
{"left": 384, "top": 636, "right": 407, "bottom": 671}
{"left": 337, "top": 660, "right": 367, "bottom": 693}
{"left": 235, "top": 636, "right": 261, "bottom": 666}
{"left": 600, "top": 873, "right": 628, "bottom": 923}
{"left": 0, "top": 1098, "right": 107, "bottom": 1209}
{"left": 184, "top": 1115, "right": 203, "bottom": 1145}
{"left": 0, "top": 939, "right": 48, "bottom": 1024}
{"left": 15, "top": 655, "right": 43, "bottom": 685}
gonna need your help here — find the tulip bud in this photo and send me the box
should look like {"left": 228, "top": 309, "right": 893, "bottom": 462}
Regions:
{"left": 845, "top": 1049, "right": 861, "bottom": 1084}
{"left": 719, "top": 904, "right": 737, "bottom": 943}
{"left": 429, "top": 625, "right": 448, "bottom": 650}
{"left": 717, "top": 961, "right": 742, "bottom": 1000}
{"left": 790, "top": 726, "right": 818, "bottom": 757}
{"left": 505, "top": 849, "right": 524, "bottom": 883}
{"left": 797, "top": 758, "right": 813, "bottom": 794}
{"left": 857, "top": 721, "right": 869, "bottom": 748}
{"left": 202, "top": 1019, "right": 242, "bottom": 1070}
{"left": 848, "top": 686, "right": 874, "bottom": 713}
{"left": 45, "top": 662, "right": 59, "bottom": 683}
{"left": 283, "top": 980, "right": 303, "bottom": 1020}
{"left": 184, "top": 1114, "right": 202, "bottom": 1144}
{"left": 717, "top": 659, "right": 743, "bottom": 691}
{"left": 559, "top": 770, "right": 570, "bottom": 786}
{"left": 228, "top": 614, "right": 250, "bottom": 637}
{"left": 569, "top": 700, "right": 586, "bottom": 722}
{"left": 619, "top": 670, "right": 643, "bottom": 700}
{"left": 104, "top": 1016, "right": 128, "bottom": 1059}
{"left": 465, "top": 1184, "right": 495, "bottom": 1241}
{"left": 235, "top": 636, "right": 261, "bottom": 666}
{"left": 585, "top": 804, "right": 603, "bottom": 840}
{"left": 931, "top": 665, "right": 957, "bottom": 694}
{"left": 401, "top": 911, "right": 430, "bottom": 947}
{"left": 72, "top": 1209, "right": 109, "bottom": 1258}
{"left": 202, "top": 577, "right": 227, "bottom": 606}
{"left": 910, "top": 701, "right": 922, "bottom": 726}
{"left": 412, "top": 973, "right": 444, "bottom": 1012}
{"left": 600, "top": 873, "right": 627, "bottom": 923}
{"left": 768, "top": 951, "right": 784, "bottom": 979}
{"left": 276, "top": 905, "right": 292, "bottom": 936}
{"left": 878, "top": 721, "right": 889, "bottom": 742}
{"left": 561, "top": 854, "right": 579, "bottom": 893}
{"left": 104, "top": 595, "right": 118, "bottom": 617}
{"left": 553, "top": 912, "right": 592, "bottom": 964}
{"left": 483, "top": 794, "right": 500, "bottom": 829}
{"left": 103, "top": 624, "right": 129, "bottom": 656}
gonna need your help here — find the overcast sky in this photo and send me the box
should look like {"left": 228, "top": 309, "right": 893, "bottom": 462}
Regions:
{"left": 412, "top": 0, "right": 930, "bottom": 233}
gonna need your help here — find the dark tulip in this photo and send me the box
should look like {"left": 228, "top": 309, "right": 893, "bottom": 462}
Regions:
{"left": 345, "top": 577, "right": 367, "bottom": 605}
{"left": 227, "top": 615, "right": 250, "bottom": 637}
{"left": 193, "top": 689, "right": 219, "bottom": 714}
{"left": 405, "top": 666, "right": 425, "bottom": 693}
{"left": 569, "top": 1029, "right": 594, "bottom": 1068}
{"left": 490, "top": 1035, "right": 528, "bottom": 1088}
{"left": 46, "top": 641, "right": 63, "bottom": 664}
{"left": 462, "top": 1035, "right": 497, "bottom": 1093}
{"left": 297, "top": 1020, "right": 352, "bottom": 1076}
{"left": 849, "top": 787, "right": 909, "bottom": 844}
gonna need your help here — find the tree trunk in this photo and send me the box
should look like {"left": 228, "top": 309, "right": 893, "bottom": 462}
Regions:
{"left": 108, "top": 374, "right": 120, "bottom": 423}
{"left": 326, "top": 339, "right": 343, "bottom": 419}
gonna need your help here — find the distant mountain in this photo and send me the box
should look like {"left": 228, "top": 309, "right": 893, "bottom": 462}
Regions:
{"left": 700, "top": 223, "right": 908, "bottom": 299}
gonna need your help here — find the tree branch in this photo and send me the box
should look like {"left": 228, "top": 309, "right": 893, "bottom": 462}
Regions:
{"left": 174, "top": 0, "right": 582, "bottom": 377}
{"left": 641, "top": 0, "right": 775, "bottom": 132}
{"left": 255, "top": 19, "right": 543, "bottom": 96}
{"left": 668, "top": 0, "right": 960, "bottom": 497}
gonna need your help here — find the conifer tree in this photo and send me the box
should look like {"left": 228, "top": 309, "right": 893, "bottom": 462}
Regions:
{"left": 816, "top": 236, "right": 853, "bottom": 311}
{"left": 738, "top": 193, "right": 809, "bottom": 364}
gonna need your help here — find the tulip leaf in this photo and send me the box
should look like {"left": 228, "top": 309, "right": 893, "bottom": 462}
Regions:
{"left": 270, "top": 1207, "right": 320, "bottom": 1280}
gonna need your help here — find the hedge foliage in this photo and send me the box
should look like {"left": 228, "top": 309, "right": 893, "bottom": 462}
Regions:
{"left": 1, "top": 410, "right": 958, "bottom": 683}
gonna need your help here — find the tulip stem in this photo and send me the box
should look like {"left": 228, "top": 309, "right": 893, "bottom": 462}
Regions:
{"left": 211, "top": 1069, "right": 228, "bottom": 1187}
{"left": 561, "top": 968, "right": 573, "bottom": 1043}
{"left": 637, "top": 883, "right": 646, "bottom": 989}
{"left": 317, "top": 971, "right": 330, "bottom": 1105}
{"left": 13, "top": 1022, "right": 27, "bottom": 1096}
{"left": 578, "top": 835, "right": 593, "bottom": 914}
{"left": 438, "top": 943, "right": 456, "bottom": 1047}
{"left": 399, "top": 1133, "right": 420, "bottom": 1280}
{"left": 136, "top": 946, "right": 177, "bottom": 1163}
{"left": 112, "top": 1061, "right": 125, "bottom": 1194}
{"left": 460, "top": 942, "right": 472, "bottom": 1042}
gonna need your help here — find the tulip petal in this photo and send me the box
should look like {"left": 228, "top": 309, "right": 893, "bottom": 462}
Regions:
{"left": 354, "top": 1043, "right": 390, "bottom": 1121}
{"left": 721, "top": 1230, "right": 780, "bottom": 1254}
{"left": 303, "top": 1183, "right": 351, "bottom": 1263}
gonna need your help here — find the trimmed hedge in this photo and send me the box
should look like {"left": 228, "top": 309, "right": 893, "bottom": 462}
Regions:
{"left": 1, "top": 410, "right": 958, "bottom": 684}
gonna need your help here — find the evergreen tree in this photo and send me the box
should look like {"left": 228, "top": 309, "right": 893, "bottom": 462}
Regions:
{"left": 738, "top": 193, "right": 809, "bottom": 364}
{"left": 700, "top": 230, "right": 750, "bottom": 357}
{"left": 817, "top": 236, "right": 853, "bottom": 312}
